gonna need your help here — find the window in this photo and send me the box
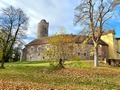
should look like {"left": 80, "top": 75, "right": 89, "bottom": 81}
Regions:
{"left": 38, "top": 47, "right": 41, "bottom": 50}
{"left": 38, "top": 53, "right": 40, "bottom": 56}
{"left": 78, "top": 52, "right": 80, "bottom": 56}
{"left": 43, "top": 57, "right": 45, "bottom": 59}
{"left": 46, "top": 45, "right": 50, "bottom": 48}
{"left": 84, "top": 53, "right": 86, "bottom": 56}
{"left": 99, "top": 55, "right": 101, "bottom": 57}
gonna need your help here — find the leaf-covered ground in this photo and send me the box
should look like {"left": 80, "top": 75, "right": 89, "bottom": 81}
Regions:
{"left": 0, "top": 60, "right": 120, "bottom": 90}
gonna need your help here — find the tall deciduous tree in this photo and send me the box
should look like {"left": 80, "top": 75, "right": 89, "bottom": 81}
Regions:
{"left": 0, "top": 6, "right": 28, "bottom": 68}
{"left": 74, "top": 0, "right": 120, "bottom": 67}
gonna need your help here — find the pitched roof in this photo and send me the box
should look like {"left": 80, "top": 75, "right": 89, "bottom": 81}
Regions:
{"left": 116, "top": 38, "right": 120, "bottom": 40}
{"left": 26, "top": 35, "right": 108, "bottom": 46}
{"left": 86, "top": 38, "right": 108, "bottom": 46}
{"left": 27, "top": 37, "right": 49, "bottom": 46}
{"left": 103, "top": 30, "right": 115, "bottom": 35}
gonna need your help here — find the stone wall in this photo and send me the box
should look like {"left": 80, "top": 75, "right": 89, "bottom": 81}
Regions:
{"left": 23, "top": 43, "right": 108, "bottom": 61}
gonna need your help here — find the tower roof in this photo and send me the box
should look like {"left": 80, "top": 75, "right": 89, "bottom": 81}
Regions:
{"left": 41, "top": 19, "right": 46, "bottom": 22}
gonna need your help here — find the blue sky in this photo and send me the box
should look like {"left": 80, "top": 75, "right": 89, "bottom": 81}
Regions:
{"left": 0, "top": 0, "right": 120, "bottom": 44}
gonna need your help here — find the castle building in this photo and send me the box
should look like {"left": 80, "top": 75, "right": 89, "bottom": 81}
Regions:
{"left": 22, "top": 19, "right": 120, "bottom": 61}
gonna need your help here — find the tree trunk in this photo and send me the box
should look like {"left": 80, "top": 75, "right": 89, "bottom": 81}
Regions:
{"left": 59, "top": 58, "right": 64, "bottom": 68}
{"left": 94, "top": 45, "right": 98, "bottom": 67}
{"left": 1, "top": 55, "right": 5, "bottom": 68}
{"left": 59, "top": 58, "right": 62, "bottom": 65}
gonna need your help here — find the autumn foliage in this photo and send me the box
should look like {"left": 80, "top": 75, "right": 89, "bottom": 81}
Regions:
{"left": 0, "top": 60, "right": 120, "bottom": 90}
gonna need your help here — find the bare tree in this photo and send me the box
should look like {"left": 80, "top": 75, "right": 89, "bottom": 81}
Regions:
{"left": 74, "top": 0, "right": 120, "bottom": 67}
{"left": 0, "top": 6, "right": 28, "bottom": 68}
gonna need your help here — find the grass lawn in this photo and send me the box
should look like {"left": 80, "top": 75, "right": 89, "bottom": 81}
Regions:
{"left": 0, "top": 60, "right": 120, "bottom": 90}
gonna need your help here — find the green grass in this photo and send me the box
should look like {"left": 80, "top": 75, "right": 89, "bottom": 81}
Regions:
{"left": 0, "top": 60, "right": 120, "bottom": 90}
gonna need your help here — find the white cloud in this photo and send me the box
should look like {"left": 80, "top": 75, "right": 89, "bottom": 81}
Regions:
{"left": 0, "top": 0, "right": 81, "bottom": 43}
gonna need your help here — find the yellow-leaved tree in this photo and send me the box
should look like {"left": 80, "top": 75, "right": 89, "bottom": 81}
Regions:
{"left": 45, "top": 27, "right": 75, "bottom": 68}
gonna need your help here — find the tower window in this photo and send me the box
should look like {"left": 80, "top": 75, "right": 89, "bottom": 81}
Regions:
{"left": 46, "top": 45, "right": 50, "bottom": 48}
{"left": 44, "top": 27, "right": 46, "bottom": 30}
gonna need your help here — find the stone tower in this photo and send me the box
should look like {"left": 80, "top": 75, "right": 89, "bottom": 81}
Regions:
{"left": 37, "top": 19, "right": 49, "bottom": 38}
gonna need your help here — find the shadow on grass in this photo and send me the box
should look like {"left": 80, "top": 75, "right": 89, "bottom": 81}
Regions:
{"left": 14, "top": 60, "right": 49, "bottom": 64}
{"left": 0, "top": 67, "right": 5, "bottom": 69}
{"left": 5, "top": 63, "right": 62, "bottom": 73}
